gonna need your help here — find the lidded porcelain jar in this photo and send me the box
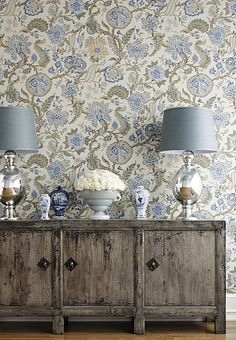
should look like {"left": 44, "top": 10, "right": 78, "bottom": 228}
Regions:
{"left": 39, "top": 194, "right": 51, "bottom": 220}
{"left": 131, "top": 185, "right": 149, "bottom": 219}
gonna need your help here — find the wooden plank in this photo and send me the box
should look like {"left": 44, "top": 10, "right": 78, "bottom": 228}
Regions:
{"left": 133, "top": 227, "right": 145, "bottom": 334}
{"left": 215, "top": 223, "right": 226, "bottom": 334}
{"left": 0, "top": 230, "right": 52, "bottom": 306}
{"left": 145, "top": 230, "right": 216, "bottom": 306}
{"left": 52, "top": 228, "right": 64, "bottom": 334}
{"left": 62, "top": 305, "right": 134, "bottom": 316}
{"left": 145, "top": 306, "right": 217, "bottom": 318}
{"left": 63, "top": 230, "right": 134, "bottom": 306}
{"left": 0, "top": 306, "right": 54, "bottom": 316}
{"left": 0, "top": 219, "right": 225, "bottom": 231}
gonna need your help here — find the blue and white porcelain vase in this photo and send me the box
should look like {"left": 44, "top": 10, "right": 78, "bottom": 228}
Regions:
{"left": 39, "top": 194, "right": 51, "bottom": 220}
{"left": 50, "top": 186, "right": 69, "bottom": 218}
{"left": 131, "top": 185, "right": 149, "bottom": 219}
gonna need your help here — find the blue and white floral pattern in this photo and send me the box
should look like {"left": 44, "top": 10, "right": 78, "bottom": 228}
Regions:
{"left": 6, "top": 35, "right": 30, "bottom": 60}
{"left": 47, "top": 160, "right": 66, "bottom": 180}
{"left": 128, "top": 92, "right": 146, "bottom": 113}
{"left": 86, "top": 101, "right": 111, "bottom": 126}
{"left": 106, "top": 6, "right": 132, "bottom": 29}
{"left": 148, "top": 64, "right": 165, "bottom": 83}
{"left": 127, "top": 40, "right": 148, "bottom": 59}
{"left": 166, "top": 35, "right": 191, "bottom": 59}
{"left": 24, "top": 0, "right": 43, "bottom": 16}
{"left": 68, "top": 0, "right": 85, "bottom": 15}
{"left": 104, "top": 66, "right": 123, "bottom": 83}
{"left": 0, "top": 0, "right": 235, "bottom": 293}
{"left": 228, "top": 1, "right": 236, "bottom": 14}
{"left": 46, "top": 109, "right": 69, "bottom": 128}
{"left": 208, "top": 26, "right": 226, "bottom": 46}
{"left": 184, "top": 0, "right": 203, "bottom": 16}
{"left": 152, "top": 202, "right": 166, "bottom": 218}
{"left": 187, "top": 74, "right": 213, "bottom": 97}
{"left": 107, "top": 141, "right": 132, "bottom": 164}
{"left": 141, "top": 14, "right": 158, "bottom": 31}
{"left": 48, "top": 25, "right": 66, "bottom": 45}
{"left": 68, "top": 132, "right": 85, "bottom": 150}
{"left": 26, "top": 74, "right": 52, "bottom": 96}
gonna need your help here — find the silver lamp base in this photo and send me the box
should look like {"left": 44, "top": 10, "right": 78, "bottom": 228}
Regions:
{"left": 172, "top": 151, "right": 202, "bottom": 220}
{"left": 0, "top": 151, "right": 25, "bottom": 220}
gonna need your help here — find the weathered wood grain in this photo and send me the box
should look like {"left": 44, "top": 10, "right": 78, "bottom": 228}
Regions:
{"left": 144, "top": 306, "right": 218, "bottom": 318}
{"left": 0, "top": 230, "right": 52, "bottom": 306}
{"left": 52, "top": 311, "right": 64, "bottom": 335}
{"left": 214, "top": 224, "right": 226, "bottom": 334}
{"left": 0, "top": 219, "right": 225, "bottom": 335}
{"left": 62, "top": 305, "right": 134, "bottom": 316}
{"left": 133, "top": 227, "right": 145, "bottom": 334}
{"left": 145, "top": 230, "right": 216, "bottom": 306}
{"left": 63, "top": 230, "right": 134, "bottom": 306}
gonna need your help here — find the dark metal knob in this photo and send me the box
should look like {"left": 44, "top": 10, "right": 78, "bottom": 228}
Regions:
{"left": 37, "top": 257, "right": 50, "bottom": 271}
{"left": 64, "top": 257, "right": 78, "bottom": 271}
{"left": 146, "top": 258, "right": 159, "bottom": 271}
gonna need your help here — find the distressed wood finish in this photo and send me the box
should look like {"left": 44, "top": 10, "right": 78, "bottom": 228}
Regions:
{"left": 145, "top": 230, "right": 216, "bottom": 306}
{"left": 133, "top": 227, "right": 145, "bottom": 334}
{"left": 214, "top": 225, "right": 226, "bottom": 333}
{"left": 0, "top": 219, "right": 225, "bottom": 335}
{"left": 63, "top": 230, "right": 134, "bottom": 306}
{"left": 0, "top": 230, "right": 52, "bottom": 306}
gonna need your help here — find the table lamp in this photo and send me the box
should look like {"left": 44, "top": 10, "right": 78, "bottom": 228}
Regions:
{"left": 160, "top": 107, "right": 217, "bottom": 219}
{"left": 0, "top": 107, "right": 38, "bottom": 220}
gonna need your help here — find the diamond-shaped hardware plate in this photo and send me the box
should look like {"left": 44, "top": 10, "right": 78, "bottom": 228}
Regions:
{"left": 37, "top": 257, "right": 50, "bottom": 271}
{"left": 146, "top": 258, "right": 159, "bottom": 271}
{"left": 64, "top": 257, "right": 78, "bottom": 271}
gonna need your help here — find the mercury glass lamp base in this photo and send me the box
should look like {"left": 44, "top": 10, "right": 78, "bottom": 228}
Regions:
{"left": 1, "top": 203, "right": 18, "bottom": 220}
{"left": 177, "top": 212, "right": 197, "bottom": 221}
{"left": 0, "top": 151, "right": 24, "bottom": 221}
{"left": 172, "top": 151, "right": 202, "bottom": 221}
{"left": 176, "top": 200, "right": 197, "bottom": 220}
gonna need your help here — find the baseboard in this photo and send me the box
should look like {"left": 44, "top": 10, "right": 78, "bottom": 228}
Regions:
{"left": 226, "top": 294, "right": 236, "bottom": 320}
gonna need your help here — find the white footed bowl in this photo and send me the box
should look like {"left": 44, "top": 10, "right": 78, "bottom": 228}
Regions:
{"left": 79, "top": 190, "right": 121, "bottom": 220}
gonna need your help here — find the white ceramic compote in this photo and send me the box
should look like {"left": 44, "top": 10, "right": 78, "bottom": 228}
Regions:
{"left": 76, "top": 169, "right": 126, "bottom": 220}
{"left": 79, "top": 190, "right": 121, "bottom": 219}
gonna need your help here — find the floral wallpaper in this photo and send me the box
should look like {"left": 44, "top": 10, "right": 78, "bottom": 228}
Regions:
{"left": 0, "top": 0, "right": 236, "bottom": 291}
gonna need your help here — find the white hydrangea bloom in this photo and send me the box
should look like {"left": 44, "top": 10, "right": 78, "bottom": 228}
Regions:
{"left": 76, "top": 169, "right": 126, "bottom": 191}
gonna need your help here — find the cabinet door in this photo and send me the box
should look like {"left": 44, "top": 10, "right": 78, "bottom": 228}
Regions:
{"left": 0, "top": 231, "right": 52, "bottom": 306}
{"left": 145, "top": 231, "right": 216, "bottom": 306}
{"left": 63, "top": 230, "right": 134, "bottom": 305}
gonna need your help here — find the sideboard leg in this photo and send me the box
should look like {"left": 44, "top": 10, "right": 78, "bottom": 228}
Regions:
{"left": 214, "top": 316, "right": 226, "bottom": 334}
{"left": 53, "top": 314, "right": 64, "bottom": 334}
{"left": 133, "top": 314, "right": 145, "bottom": 334}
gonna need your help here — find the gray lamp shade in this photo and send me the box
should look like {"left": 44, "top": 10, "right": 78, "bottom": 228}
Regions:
{"left": 0, "top": 107, "right": 38, "bottom": 153}
{"left": 160, "top": 107, "right": 217, "bottom": 154}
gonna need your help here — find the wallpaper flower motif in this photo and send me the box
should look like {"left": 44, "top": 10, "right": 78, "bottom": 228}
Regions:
{"left": 0, "top": 0, "right": 236, "bottom": 291}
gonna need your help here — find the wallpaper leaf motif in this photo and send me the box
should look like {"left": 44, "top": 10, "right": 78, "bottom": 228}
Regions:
{"left": 0, "top": 0, "right": 236, "bottom": 291}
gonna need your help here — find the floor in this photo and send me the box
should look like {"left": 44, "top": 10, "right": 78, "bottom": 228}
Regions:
{"left": 0, "top": 321, "right": 234, "bottom": 340}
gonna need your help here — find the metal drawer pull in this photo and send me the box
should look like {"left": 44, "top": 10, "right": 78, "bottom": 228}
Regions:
{"left": 146, "top": 258, "right": 159, "bottom": 271}
{"left": 37, "top": 257, "right": 50, "bottom": 271}
{"left": 64, "top": 257, "right": 78, "bottom": 271}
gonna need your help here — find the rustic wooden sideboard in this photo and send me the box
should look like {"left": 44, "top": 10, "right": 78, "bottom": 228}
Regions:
{"left": 0, "top": 219, "right": 225, "bottom": 334}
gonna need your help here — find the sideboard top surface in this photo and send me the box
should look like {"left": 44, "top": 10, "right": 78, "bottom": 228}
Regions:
{"left": 0, "top": 219, "right": 225, "bottom": 231}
